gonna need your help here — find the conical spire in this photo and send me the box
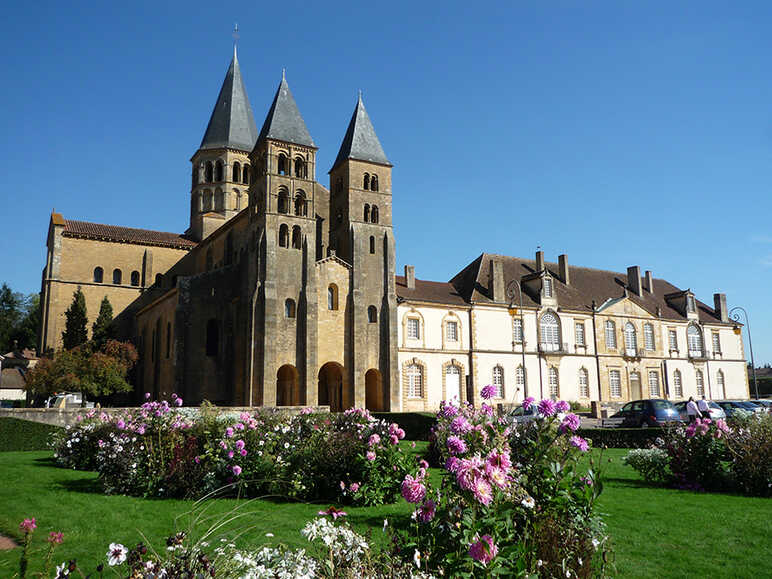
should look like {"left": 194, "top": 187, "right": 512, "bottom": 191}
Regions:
{"left": 256, "top": 74, "right": 315, "bottom": 148}
{"left": 199, "top": 49, "right": 258, "bottom": 151}
{"left": 331, "top": 94, "right": 391, "bottom": 171}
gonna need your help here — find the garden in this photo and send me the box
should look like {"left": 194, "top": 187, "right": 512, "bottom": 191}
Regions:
{"left": 0, "top": 389, "right": 770, "bottom": 578}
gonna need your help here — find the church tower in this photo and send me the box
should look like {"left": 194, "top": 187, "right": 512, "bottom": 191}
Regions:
{"left": 329, "top": 95, "right": 399, "bottom": 411}
{"left": 189, "top": 46, "right": 258, "bottom": 241}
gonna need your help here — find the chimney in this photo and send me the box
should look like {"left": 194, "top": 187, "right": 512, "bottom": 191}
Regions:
{"left": 558, "top": 254, "right": 569, "bottom": 285}
{"left": 643, "top": 270, "right": 654, "bottom": 293}
{"left": 535, "top": 250, "right": 544, "bottom": 272}
{"left": 627, "top": 266, "right": 642, "bottom": 296}
{"left": 405, "top": 265, "right": 415, "bottom": 290}
{"left": 489, "top": 260, "right": 504, "bottom": 302}
{"left": 713, "top": 293, "right": 728, "bottom": 322}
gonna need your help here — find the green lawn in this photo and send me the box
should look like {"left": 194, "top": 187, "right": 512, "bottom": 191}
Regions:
{"left": 0, "top": 447, "right": 770, "bottom": 577}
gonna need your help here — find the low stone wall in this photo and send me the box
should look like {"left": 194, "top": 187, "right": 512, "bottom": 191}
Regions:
{"left": 0, "top": 406, "right": 330, "bottom": 428}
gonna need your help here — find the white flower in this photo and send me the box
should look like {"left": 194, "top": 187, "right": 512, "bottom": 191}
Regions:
{"left": 537, "top": 559, "right": 543, "bottom": 567}
{"left": 265, "top": 532, "right": 274, "bottom": 537}
{"left": 55, "top": 562, "right": 68, "bottom": 578}
{"left": 592, "top": 538, "right": 600, "bottom": 550}
{"left": 413, "top": 549, "right": 421, "bottom": 568}
{"left": 383, "top": 519, "right": 389, "bottom": 532}
{"left": 521, "top": 496, "right": 535, "bottom": 509}
{"left": 106, "top": 542, "right": 127, "bottom": 566}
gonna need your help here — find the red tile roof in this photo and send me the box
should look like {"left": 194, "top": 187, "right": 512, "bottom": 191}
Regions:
{"left": 63, "top": 219, "right": 197, "bottom": 249}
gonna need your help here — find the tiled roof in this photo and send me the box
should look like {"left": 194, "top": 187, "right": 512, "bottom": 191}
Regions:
{"left": 396, "top": 275, "right": 468, "bottom": 306}
{"left": 63, "top": 219, "right": 197, "bottom": 249}
{"left": 449, "top": 253, "right": 724, "bottom": 323}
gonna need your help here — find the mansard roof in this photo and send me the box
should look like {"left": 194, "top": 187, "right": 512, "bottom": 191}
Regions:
{"left": 62, "top": 218, "right": 197, "bottom": 249}
{"left": 200, "top": 48, "right": 258, "bottom": 152}
{"left": 331, "top": 95, "right": 391, "bottom": 172}
{"left": 256, "top": 74, "right": 315, "bottom": 148}
{"left": 447, "top": 252, "right": 725, "bottom": 323}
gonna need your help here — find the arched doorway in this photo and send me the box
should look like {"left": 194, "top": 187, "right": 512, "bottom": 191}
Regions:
{"left": 277, "top": 365, "right": 299, "bottom": 406}
{"left": 365, "top": 369, "right": 386, "bottom": 412}
{"left": 318, "top": 362, "right": 348, "bottom": 412}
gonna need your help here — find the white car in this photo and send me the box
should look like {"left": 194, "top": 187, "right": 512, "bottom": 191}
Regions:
{"left": 507, "top": 405, "right": 569, "bottom": 425}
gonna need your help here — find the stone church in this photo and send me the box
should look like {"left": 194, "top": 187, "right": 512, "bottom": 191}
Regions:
{"left": 39, "top": 48, "right": 749, "bottom": 411}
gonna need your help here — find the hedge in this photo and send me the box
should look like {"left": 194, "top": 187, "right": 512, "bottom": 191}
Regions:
{"left": 577, "top": 427, "right": 663, "bottom": 449}
{"left": 0, "top": 418, "right": 62, "bottom": 452}
{"left": 372, "top": 412, "right": 436, "bottom": 441}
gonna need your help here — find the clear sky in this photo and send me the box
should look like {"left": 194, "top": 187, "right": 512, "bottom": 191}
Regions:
{"left": 1, "top": 1, "right": 770, "bottom": 365}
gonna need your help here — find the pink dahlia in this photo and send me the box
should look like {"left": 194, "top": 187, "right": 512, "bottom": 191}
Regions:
{"left": 537, "top": 398, "right": 557, "bottom": 417}
{"left": 569, "top": 435, "right": 589, "bottom": 452}
{"left": 235, "top": 439, "right": 246, "bottom": 451}
{"left": 560, "top": 413, "right": 581, "bottom": 432}
{"left": 469, "top": 535, "right": 498, "bottom": 565}
{"left": 486, "top": 449, "right": 512, "bottom": 472}
{"left": 472, "top": 476, "right": 494, "bottom": 505}
{"left": 485, "top": 464, "right": 509, "bottom": 489}
{"left": 368, "top": 434, "right": 381, "bottom": 446}
{"left": 522, "top": 396, "right": 535, "bottom": 410}
{"left": 446, "top": 435, "right": 468, "bottom": 455}
{"left": 555, "top": 400, "right": 571, "bottom": 413}
{"left": 480, "top": 384, "right": 496, "bottom": 400}
{"left": 445, "top": 456, "right": 461, "bottom": 472}
{"left": 232, "top": 465, "right": 242, "bottom": 476}
{"left": 417, "top": 499, "right": 436, "bottom": 523}
{"left": 440, "top": 402, "right": 459, "bottom": 418}
{"left": 401, "top": 474, "right": 427, "bottom": 504}
{"left": 451, "top": 416, "right": 473, "bottom": 434}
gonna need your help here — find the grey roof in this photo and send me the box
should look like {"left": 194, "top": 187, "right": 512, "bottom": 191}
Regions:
{"left": 256, "top": 74, "right": 315, "bottom": 148}
{"left": 200, "top": 48, "right": 258, "bottom": 152}
{"left": 331, "top": 95, "right": 391, "bottom": 171}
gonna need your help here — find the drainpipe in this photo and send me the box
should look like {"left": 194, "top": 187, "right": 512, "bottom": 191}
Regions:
{"left": 705, "top": 359, "right": 712, "bottom": 400}
{"left": 467, "top": 305, "right": 475, "bottom": 406}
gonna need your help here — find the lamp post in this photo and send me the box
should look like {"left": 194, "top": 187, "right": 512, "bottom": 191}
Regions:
{"left": 506, "top": 279, "right": 528, "bottom": 399}
{"left": 729, "top": 306, "right": 758, "bottom": 400}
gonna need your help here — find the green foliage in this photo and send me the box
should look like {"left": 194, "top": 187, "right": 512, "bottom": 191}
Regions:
{"left": 0, "top": 418, "right": 62, "bottom": 452}
{"left": 622, "top": 448, "right": 671, "bottom": 484}
{"left": 372, "top": 412, "right": 435, "bottom": 440}
{"left": 0, "top": 283, "right": 40, "bottom": 353}
{"left": 725, "top": 413, "right": 772, "bottom": 497}
{"left": 577, "top": 427, "right": 663, "bottom": 449}
{"left": 61, "top": 287, "right": 88, "bottom": 350}
{"left": 90, "top": 296, "right": 114, "bottom": 349}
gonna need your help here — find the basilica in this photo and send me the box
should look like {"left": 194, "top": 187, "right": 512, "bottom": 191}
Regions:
{"left": 39, "top": 49, "right": 750, "bottom": 410}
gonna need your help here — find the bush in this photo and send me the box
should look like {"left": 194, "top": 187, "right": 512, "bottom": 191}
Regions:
{"left": 372, "top": 412, "right": 435, "bottom": 441}
{"left": 0, "top": 418, "right": 62, "bottom": 452}
{"left": 725, "top": 413, "right": 772, "bottom": 497}
{"left": 622, "top": 448, "right": 671, "bottom": 484}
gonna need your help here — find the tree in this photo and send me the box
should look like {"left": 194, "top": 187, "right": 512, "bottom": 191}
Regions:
{"left": 11, "top": 293, "right": 40, "bottom": 351}
{"left": 0, "top": 283, "right": 23, "bottom": 352}
{"left": 91, "top": 296, "right": 114, "bottom": 349}
{"left": 62, "top": 287, "right": 88, "bottom": 350}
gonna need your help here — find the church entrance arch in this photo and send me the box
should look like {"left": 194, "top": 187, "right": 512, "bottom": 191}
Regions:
{"left": 277, "top": 365, "right": 299, "bottom": 406}
{"left": 318, "top": 362, "right": 350, "bottom": 412}
{"left": 365, "top": 369, "right": 386, "bottom": 412}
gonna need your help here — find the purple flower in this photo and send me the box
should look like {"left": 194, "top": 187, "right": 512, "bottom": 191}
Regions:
{"left": 174, "top": 398, "right": 183, "bottom": 407}
{"left": 560, "top": 413, "right": 581, "bottom": 432}
{"left": 537, "top": 398, "right": 557, "bottom": 417}
{"left": 486, "top": 449, "right": 512, "bottom": 472}
{"left": 232, "top": 465, "right": 242, "bottom": 476}
{"left": 368, "top": 434, "right": 381, "bottom": 446}
{"left": 144, "top": 392, "right": 151, "bottom": 400}
{"left": 366, "top": 451, "right": 376, "bottom": 461}
{"left": 417, "top": 499, "right": 436, "bottom": 523}
{"left": 455, "top": 456, "right": 484, "bottom": 491}
{"left": 19, "top": 518, "right": 36, "bottom": 533}
{"left": 401, "top": 475, "right": 427, "bottom": 503}
{"left": 556, "top": 400, "right": 571, "bottom": 413}
{"left": 235, "top": 439, "right": 245, "bottom": 451}
{"left": 227, "top": 451, "right": 234, "bottom": 459}
{"left": 240, "top": 449, "right": 247, "bottom": 457}
{"left": 569, "top": 435, "right": 589, "bottom": 452}
{"left": 225, "top": 427, "right": 234, "bottom": 438}
{"left": 445, "top": 456, "right": 461, "bottom": 472}
{"left": 350, "top": 482, "right": 360, "bottom": 493}
{"left": 440, "top": 402, "right": 459, "bottom": 418}
{"left": 318, "top": 506, "right": 347, "bottom": 519}
{"left": 451, "top": 416, "right": 473, "bottom": 434}
{"left": 469, "top": 535, "right": 498, "bottom": 565}
{"left": 446, "top": 435, "right": 468, "bottom": 455}
{"left": 480, "top": 384, "right": 496, "bottom": 400}
{"left": 522, "top": 396, "right": 535, "bottom": 410}
{"left": 472, "top": 476, "right": 494, "bottom": 506}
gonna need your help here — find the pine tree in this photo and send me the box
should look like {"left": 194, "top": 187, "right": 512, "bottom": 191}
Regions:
{"left": 62, "top": 287, "right": 88, "bottom": 350}
{"left": 91, "top": 296, "right": 114, "bottom": 349}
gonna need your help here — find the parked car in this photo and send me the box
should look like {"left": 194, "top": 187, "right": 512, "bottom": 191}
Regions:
{"left": 715, "top": 400, "right": 755, "bottom": 418}
{"left": 734, "top": 400, "right": 765, "bottom": 414}
{"left": 507, "top": 404, "right": 569, "bottom": 425}
{"left": 610, "top": 399, "right": 683, "bottom": 428}
{"left": 673, "top": 401, "right": 726, "bottom": 421}
{"left": 750, "top": 399, "right": 772, "bottom": 413}
{"left": 45, "top": 392, "right": 94, "bottom": 408}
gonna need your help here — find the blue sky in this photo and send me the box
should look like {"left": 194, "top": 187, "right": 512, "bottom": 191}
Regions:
{"left": 1, "top": 1, "right": 770, "bottom": 365}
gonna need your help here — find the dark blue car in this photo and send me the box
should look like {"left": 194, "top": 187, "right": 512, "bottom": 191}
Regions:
{"left": 611, "top": 399, "right": 684, "bottom": 428}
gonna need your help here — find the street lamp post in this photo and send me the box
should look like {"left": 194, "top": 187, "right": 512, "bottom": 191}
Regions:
{"left": 506, "top": 279, "right": 528, "bottom": 400}
{"left": 729, "top": 306, "right": 758, "bottom": 400}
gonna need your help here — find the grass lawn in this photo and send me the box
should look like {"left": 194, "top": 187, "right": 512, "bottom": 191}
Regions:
{"left": 0, "top": 446, "right": 770, "bottom": 577}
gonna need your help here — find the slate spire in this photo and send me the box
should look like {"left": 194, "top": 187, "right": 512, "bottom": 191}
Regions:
{"left": 256, "top": 73, "right": 315, "bottom": 148}
{"left": 199, "top": 47, "right": 258, "bottom": 152}
{"left": 331, "top": 93, "right": 391, "bottom": 171}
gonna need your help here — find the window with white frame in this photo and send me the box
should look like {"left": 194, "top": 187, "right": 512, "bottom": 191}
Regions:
{"left": 687, "top": 324, "right": 703, "bottom": 357}
{"left": 624, "top": 322, "right": 637, "bottom": 354}
{"left": 579, "top": 368, "right": 589, "bottom": 398}
{"left": 712, "top": 332, "right": 721, "bottom": 355}
{"left": 668, "top": 329, "right": 678, "bottom": 351}
{"left": 492, "top": 366, "right": 504, "bottom": 398}
{"left": 544, "top": 277, "right": 553, "bottom": 298}
{"left": 515, "top": 365, "right": 525, "bottom": 390}
{"left": 406, "top": 364, "right": 423, "bottom": 398}
{"left": 609, "top": 370, "right": 621, "bottom": 398}
{"left": 407, "top": 318, "right": 420, "bottom": 340}
{"left": 446, "top": 320, "right": 458, "bottom": 342}
{"left": 548, "top": 367, "right": 559, "bottom": 398}
{"left": 512, "top": 318, "right": 523, "bottom": 343}
{"left": 575, "top": 322, "right": 585, "bottom": 346}
{"left": 644, "top": 323, "right": 655, "bottom": 350}
{"left": 648, "top": 370, "right": 660, "bottom": 397}
{"left": 696, "top": 370, "right": 705, "bottom": 396}
{"left": 716, "top": 370, "right": 725, "bottom": 398}
{"left": 605, "top": 320, "right": 617, "bottom": 349}
{"left": 673, "top": 370, "right": 683, "bottom": 398}
{"left": 540, "top": 312, "right": 560, "bottom": 351}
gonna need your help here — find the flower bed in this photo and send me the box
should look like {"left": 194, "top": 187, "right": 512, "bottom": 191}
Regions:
{"left": 51, "top": 397, "right": 415, "bottom": 505}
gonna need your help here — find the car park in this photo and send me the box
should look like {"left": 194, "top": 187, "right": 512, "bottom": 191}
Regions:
{"left": 673, "top": 401, "right": 726, "bottom": 421}
{"left": 715, "top": 400, "right": 757, "bottom": 417}
{"left": 610, "top": 399, "right": 683, "bottom": 428}
{"left": 750, "top": 399, "right": 772, "bottom": 413}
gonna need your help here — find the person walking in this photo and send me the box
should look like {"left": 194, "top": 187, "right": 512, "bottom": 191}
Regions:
{"left": 697, "top": 395, "right": 711, "bottom": 419}
{"left": 686, "top": 396, "right": 700, "bottom": 423}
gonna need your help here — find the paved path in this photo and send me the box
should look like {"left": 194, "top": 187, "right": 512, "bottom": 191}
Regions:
{"left": 0, "top": 534, "right": 17, "bottom": 550}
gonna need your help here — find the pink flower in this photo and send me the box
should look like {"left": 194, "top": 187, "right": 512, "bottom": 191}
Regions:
{"left": 485, "top": 464, "right": 509, "bottom": 489}
{"left": 235, "top": 439, "right": 246, "bottom": 451}
{"left": 136, "top": 425, "right": 146, "bottom": 435}
{"left": 390, "top": 434, "right": 400, "bottom": 445}
{"left": 240, "top": 412, "right": 251, "bottom": 421}
{"left": 439, "top": 402, "right": 460, "bottom": 418}
{"left": 350, "top": 482, "right": 360, "bottom": 493}
{"left": 445, "top": 456, "right": 461, "bottom": 472}
{"left": 686, "top": 424, "right": 697, "bottom": 438}
{"left": 369, "top": 434, "right": 381, "bottom": 446}
{"left": 396, "top": 427, "right": 406, "bottom": 440}
{"left": 318, "top": 506, "right": 347, "bottom": 519}
{"left": 19, "top": 518, "right": 36, "bottom": 533}
{"left": 175, "top": 398, "right": 183, "bottom": 407}
{"left": 447, "top": 435, "right": 468, "bottom": 455}
{"left": 240, "top": 449, "right": 247, "bottom": 457}
{"left": 401, "top": 475, "right": 427, "bottom": 503}
{"left": 456, "top": 456, "right": 484, "bottom": 491}
{"left": 366, "top": 451, "right": 376, "bottom": 461}
{"left": 486, "top": 449, "right": 512, "bottom": 472}
{"left": 469, "top": 535, "right": 498, "bottom": 565}
{"left": 569, "top": 435, "right": 589, "bottom": 452}
{"left": 556, "top": 400, "right": 571, "bottom": 413}
{"left": 480, "top": 403, "right": 494, "bottom": 417}
{"left": 234, "top": 422, "right": 245, "bottom": 430}
{"left": 144, "top": 392, "right": 151, "bottom": 400}
{"left": 340, "top": 481, "right": 346, "bottom": 490}
{"left": 472, "top": 476, "right": 494, "bottom": 505}
{"left": 451, "top": 416, "right": 473, "bottom": 434}
{"left": 560, "top": 413, "right": 581, "bottom": 432}
{"left": 227, "top": 451, "right": 235, "bottom": 459}
{"left": 48, "top": 531, "right": 64, "bottom": 544}
{"left": 116, "top": 420, "right": 126, "bottom": 430}
{"left": 232, "top": 465, "right": 242, "bottom": 476}
{"left": 537, "top": 399, "right": 557, "bottom": 417}
{"left": 716, "top": 419, "right": 729, "bottom": 433}
{"left": 418, "top": 459, "right": 429, "bottom": 470}
{"left": 225, "top": 427, "right": 234, "bottom": 438}
{"left": 480, "top": 384, "right": 496, "bottom": 400}
{"left": 300, "top": 407, "right": 313, "bottom": 415}
{"left": 417, "top": 499, "right": 436, "bottom": 523}
{"left": 522, "top": 396, "right": 535, "bottom": 410}
{"left": 194, "top": 456, "right": 201, "bottom": 464}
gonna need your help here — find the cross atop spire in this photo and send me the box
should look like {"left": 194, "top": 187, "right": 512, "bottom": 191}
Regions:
{"left": 232, "top": 23, "right": 239, "bottom": 57}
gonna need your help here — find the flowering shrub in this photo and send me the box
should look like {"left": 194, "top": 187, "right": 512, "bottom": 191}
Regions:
{"left": 622, "top": 448, "right": 671, "bottom": 484}
{"left": 725, "top": 413, "right": 772, "bottom": 496}
{"left": 397, "top": 391, "right": 611, "bottom": 577}
{"left": 662, "top": 418, "right": 732, "bottom": 491}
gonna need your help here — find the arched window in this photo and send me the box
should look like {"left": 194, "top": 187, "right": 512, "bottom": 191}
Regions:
{"left": 215, "top": 160, "right": 224, "bottom": 182}
{"left": 717, "top": 370, "right": 725, "bottom": 398}
{"left": 540, "top": 311, "right": 560, "bottom": 351}
{"left": 291, "top": 225, "right": 302, "bottom": 249}
{"left": 369, "top": 236, "right": 375, "bottom": 254}
{"left": 493, "top": 366, "right": 504, "bottom": 398}
{"left": 579, "top": 368, "right": 589, "bottom": 398}
{"left": 406, "top": 364, "right": 423, "bottom": 398}
{"left": 371, "top": 174, "right": 379, "bottom": 191}
{"left": 130, "top": 271, "right": 140, "bottom": 286}
{"left": 687, "top": 324, "right": 703, "bottom": 357}
{"left": 368, "top": 305, "right": 377, "bottom": 323}
{"left": 242, "top": 164, "right": 250, "bottom": 184}
{"left": 279, "top": 224, "right": 289, "bottom": 248}
{"left": 648, "top": 370, "right": 660, "bottom": 397}
{"left": 644, "top": 323, "right": 655, "bottom": 350}
{"left": 284, "top": 298, "right": 296, "bottom": 319}
{"left": 371, "top": 205, "right": 379, "bottom": 223}
{"left": 327, "top": 284, "right": 338, "bottom": 310}
{"left": 277, "top": 188, "right": 289, "bottom": 214}
{"left": 696, "top": 370, "right": 705, "bottom": 396}
{"left": 363, "top": 173, "right": 370, "bottom": 190}
{"left": 673, "top": 370, "right": 683, "bottom": 398}
{"left": 515, "top": 365, "right": 525, "bottom": 391}
{"left": 548, "top": 367, "right": 559, "bottom": 398}
{"left": 93, "top": 267, "right": 103, "bottom": 283}
{"left": 206, "top": 319, "right": 218, "bottom": 356}
{"left": 605, "top": 320, "right": 617, "bottom": 349}
{"left": 364, "top": 204, "right": 370, "bottom": 222}
{"left": 205, "top": 161, "right": 214, "bottom": 183}
{"left": 294, "top": 191, "right": 307, "bottom": 216}
{"left": 215, "top": 188, "right": 224, "bottom": 212}
{"left": 278, "top": 153, "right": 288, "bottom": 175}
{"left": 294, "top": 157, "right": 306, "bottom": 178}
{"left": 624, "top": 322, "right": 637, "bottom": 354}
{"left": 205, "top": 248, "right": 213, "bottom": 270}
{"left": 232, "top": 162, "right": 241, "bottom": 183}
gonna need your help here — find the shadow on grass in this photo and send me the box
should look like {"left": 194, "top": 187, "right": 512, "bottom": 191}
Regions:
{"left": 56, "top": 477, "right": 103, "bottom": 494}
{"left": 33, "top": 456, "right": 58, "bottom": 466}
{"left": 603, "top": 477, "right": 665, "bottom": 489}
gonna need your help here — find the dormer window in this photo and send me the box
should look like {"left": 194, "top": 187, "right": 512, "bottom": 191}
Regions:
{"left": 687, "top": 295, "right": 696, "bottom": 313}
{"left": 543, "top": 277, "right": 553, "bottom": 298}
